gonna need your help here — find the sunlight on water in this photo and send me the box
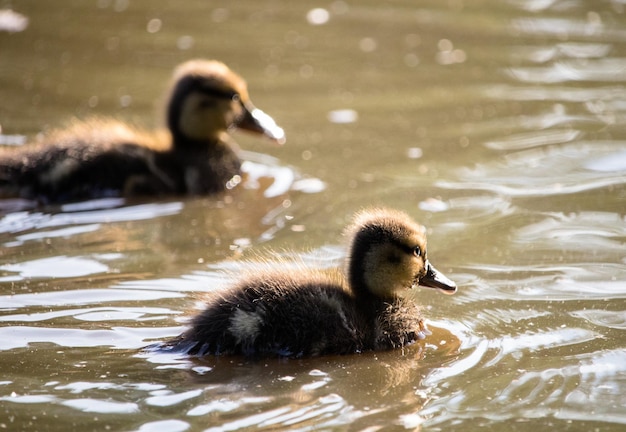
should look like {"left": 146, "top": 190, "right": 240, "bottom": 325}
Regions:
{"left": 0, "top": 325, "right": 163, "bottom": 350}
{"left": 507, "top": 59, "right": 626, "bottom": 84}
{"left": 0, "top": 0, "right": 625, "bottom": 431}
{"left": 240, "top": 150, "right": 325, "bottom": 198}
{"left": 0, "top": 255, "right": 110, "bottom": 279}
{"left": 0, "top": 201, "right": 183, "bottom": 237}
{"left": 0, "top": 288, "right": 183, "bottom": 309}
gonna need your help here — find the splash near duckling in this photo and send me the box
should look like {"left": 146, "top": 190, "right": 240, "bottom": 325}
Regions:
{"left": 155, "top": 208, "right": 457, "bottom": 358}
{"left": 0, "top": 60, "right": 285, "bottom": 204}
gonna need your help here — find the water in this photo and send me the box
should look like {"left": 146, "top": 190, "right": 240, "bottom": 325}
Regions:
{"left": 1, "top": 0, "right": 625, "bottom": 430}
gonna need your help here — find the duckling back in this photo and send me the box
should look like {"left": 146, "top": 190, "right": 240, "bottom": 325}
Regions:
{"left": 0, "top": 121, "right": 170, "bottom": 202}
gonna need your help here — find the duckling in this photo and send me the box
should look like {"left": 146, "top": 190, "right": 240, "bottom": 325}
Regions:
{"left": 0, "top": 60, "right": 285, "bottom": 203}
{"left": 158, "top": 208, "right": 457, "bottom": 358}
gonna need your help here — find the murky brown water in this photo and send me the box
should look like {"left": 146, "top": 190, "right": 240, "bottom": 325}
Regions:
{"left": 1, "top": 0, "right": 625, "bottom": 430}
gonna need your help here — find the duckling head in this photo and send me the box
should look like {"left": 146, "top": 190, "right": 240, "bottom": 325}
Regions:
{"left": 166, "top": 60, "right": 285, "bottom": 146}
{"left": 346, "top": 208, "right": 457, "bottom": 299}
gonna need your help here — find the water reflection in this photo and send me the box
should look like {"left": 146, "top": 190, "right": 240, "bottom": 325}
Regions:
{"left": 137, "top": 324, "right": 461, "bottom": 430}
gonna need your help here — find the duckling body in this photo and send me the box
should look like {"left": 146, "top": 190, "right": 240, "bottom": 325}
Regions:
{"left": 160, "top": 208, "right": 457, "bottom": 358}
{"left": 0, "top": 60, "right": 285, "bottom": 203}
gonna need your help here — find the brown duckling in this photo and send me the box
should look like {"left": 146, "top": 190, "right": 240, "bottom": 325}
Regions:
{"left": 157, "top": 208, "right": 457, "bottom": 358}
{"left": 0, "top": 60, "right": 285, "bottom": 203}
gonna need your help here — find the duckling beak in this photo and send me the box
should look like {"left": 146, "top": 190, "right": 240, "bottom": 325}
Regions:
{"left": 236, "top": 102, "right": 286, "bottom": 145}
{"left": 419, "top": 260, "right": 457, "bottom": 295}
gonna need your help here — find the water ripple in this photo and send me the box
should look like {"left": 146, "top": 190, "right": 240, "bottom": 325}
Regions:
{"left": 62, "top": 398, "right": 139, "bottom": 414}
{"left": 145, "top": 389, "right": 203, "bottom": 407}
{"left": 420, "top": 341, "right": 625, "bottom": 427}
{"left": 0, "top": 393, "right": 139, "bottom": 414}
{"left": 486, "top": 84, "right": 626, "bottom": 103}
{"left": 585, "top": 149, "right": 626, "bottom": 172}
{"left": 485, "top": 129, "right": 580, "bottom": 151}
{"left": 507, "top": 59, "right": 626, "bottom": 84}
{"left": 423, "top": 339, "right": 490, "bottom": 386}
{"left": 0, "top": 306, "right": 178, "bottom": 323}
{"left": 493, "top": 349, "right": 626, "bottom": 424}
{"left": 135, "top": 420, "right": 190, "bottom": 432}
{"left": 459, "top": 263, "right": 626, "bottom": 301}
{"left": 240, "top": 150, "right": 325, "bottom": 198}
{"left": 511, "top": 16, "right": 626, "bottom": 41}
{"left": 485, "top": 327, "right": 600, "bottom": 367}
{"left": 570, "top": 310, "right": 626, "bottom": 330}
{"left": 439, "top": 141, "right": 626, "bottom": 197}
{"left": 0, "top": 288, "right": 183, "bottom": 310}
{"left": 0, "top": 255, "right": 109, "bottom": 280}
{"left": 0, "top": 201, "right": 183, "bottom": 236}
{"left": 0, "top": 325, "right": 170, "bottom": 350}
{"left": 513, "top": 42, "right": 612, "bottom": 63}
{"left": 515, "top": 212, "right": 626, "bottom": 253}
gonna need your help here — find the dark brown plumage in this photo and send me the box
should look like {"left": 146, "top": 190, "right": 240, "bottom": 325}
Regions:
{"left": 0, "top": 60, "right": 285, "bottom": 203}
{"left": 155, "top": 208, "right": 457, "bottom": 358}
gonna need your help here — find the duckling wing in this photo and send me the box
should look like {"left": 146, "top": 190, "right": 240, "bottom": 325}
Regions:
{"left": 0, "top": 142, "right": 160, "bottom": 202}
{"left": 165, "top": 279, "right": 369, "bottom": 358}
{"left": 0, "top": 119, "right": 183, "bottom": 202}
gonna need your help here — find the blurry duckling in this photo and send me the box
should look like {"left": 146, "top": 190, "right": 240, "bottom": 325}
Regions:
{"left": 0, "top": 60, "right": 285, "bottom": 203}
{"left": 157, "top": 208, "right": 457, "bottom": 358}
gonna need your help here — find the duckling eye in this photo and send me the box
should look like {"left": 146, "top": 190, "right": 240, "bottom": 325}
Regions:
{"left": 413, "top": 246, "right": 422, "bottom": 257}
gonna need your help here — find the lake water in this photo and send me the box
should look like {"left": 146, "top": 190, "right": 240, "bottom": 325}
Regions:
{"left": 1, "top": 0, "right": 625, "bottom": 430}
